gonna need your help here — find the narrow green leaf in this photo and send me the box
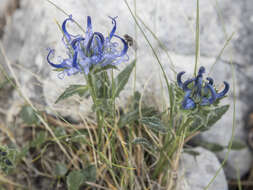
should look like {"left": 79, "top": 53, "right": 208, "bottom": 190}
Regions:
{"left": 20, "top": 105, "right": 39, "bottom": 125}
{"left": 132, "top": 137, "right": 153, "bottom": 149}
{"left": 55, "top": 85, "right": 88, "bottom": 103}
{"left": 93, "top": 64, "right": 118, "bottom": 74}
{"left": 118, "top": 107, "right": 157, "bottom": 128}
{"left": 200, "top": 142, "right": 224, "bottom": 152}
{"left": 112, "top": 60, "right": 136, "bottom": 98}
{"left": 67, "top": 170, "right": 85, "bottom": 190}
{"left": 230, "top": 140, "right": 247, "bottom": 150}
{"left": 194, "top": 0, "right": 200, "bottom": 76}
{"left": 140, "top": 116, "right": 168, "bottom": 133}
{"left": 184, "top": 149, "right": 200, "bottom": 157}
{"left": 118, "top": 110, "right": 139, "bottom": 128}
{"left": 71, "top": 134, "right": 86, "bottom": 144}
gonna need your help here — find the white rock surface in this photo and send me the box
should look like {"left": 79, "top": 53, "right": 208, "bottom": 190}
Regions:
{"left": 178, "top": 147, "right": 228, "bottom": 190}
{"left": 1, "top": 0, "right": 252, "bottom": 181}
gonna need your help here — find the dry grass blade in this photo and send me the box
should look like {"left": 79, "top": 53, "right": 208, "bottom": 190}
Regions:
{"left": 0, "top": 173, "right": 25, "bottom": 188}
{"left": 0, "top": 42, "right": 77, "bottom": 168}
{"left": 0, "top": 123, "right": 16, "bottom": 144}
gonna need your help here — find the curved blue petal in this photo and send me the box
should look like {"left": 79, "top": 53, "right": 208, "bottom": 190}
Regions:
{"left": 195, "top": 67, "right": 205, "bottom": 96}
{"left": 72, "top": 51, "right": 78, "bottom": 68}
{"left": 183, "top": 78, "right": 195, "bottom": 92}
{"left": 200, "top": 84, "right": 217, "bottom": 105}
{"left": 198, "top": 66, "right": 205, "bottom": 76}
{"left": 177, "top": 71, "right": 185, "bottom": 88}
{"left": 203, "top": 77, "right": 214, "bottom": 95}
{"left": 47, "top": 48, "right": 68, "bottom": 68}
{"left": 71, "top": 37, "right": 85, "bottom": 49}
{"left": 206, "top": 77, "right": 214, "bottom": 85}
{"left": 86, "top": 32, "right": 105, "bottom": 53}
{"left": 182, "top": 91, "right": 196, "bottom": 109}
{"left": 112, "top": 34, "right": 128, "bottom": 57}
{"left": 87, "top": 16, "right": 92, "bottom": 32}
{"left": 62, "top": 15, "right": 74, "bottom": 43}
{"left": 216, "top": 81, "right": 229, "bottom": 99}
{"left": 86, "top": 34, "right": 94, "bottom": 53}
{"left": 108, "top": 16, "right": 117, "bottom": 40}
{"left": 94, "top": 36, "right": 103, "bottom": 56}
{"left": 94, "top": 32, "right": 105, "bottom": 46}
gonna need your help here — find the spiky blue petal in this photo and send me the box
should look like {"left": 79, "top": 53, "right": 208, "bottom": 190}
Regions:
{"left": 47, "top": 49, "right": 68, "bottom": 69}
{"left": 177, "top": 71, "right": 185, "bottom": 88}
{"left": 183, "top": 78, "right": 195, "bottom": 92}
{"left": 206, "top": 77, "right": 214, "bottom": 85}
{"left": 109, "top": 16, "right": 117, "bottom": 40}
{"left": 216, "top": 81, "right": 229, "bottom": 99}
{"left": 201, "top": 83, "right": 217, "bottom": 106}
{"left": 182, "top": 91, "right": 196, "bottom": 109}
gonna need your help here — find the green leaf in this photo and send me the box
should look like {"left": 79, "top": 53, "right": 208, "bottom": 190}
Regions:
{"left": 189, "top": 115, "right": 204, "bottom": 131}
{"left": 71, "top": 134, "right": 87, "bottom": 144}
{"left": 67, "top": 166, "right": 96, "bottom": 190}
{"left": 112, "top": 60, "right": 136, "bottom": 98}
{"left": 207, "top": 105, "right": 229, "bottom": 128}
{"left": 200, "top": 142, "right": 224, "bottom": 152}
{"left": 20, "top": 105, "right": 39, "bottom": 125}
{"left": 140, "top": 116, "right": 168, "bottom": 133}
{"left": 54, "top": 127, "right": 67, "bottom": 138}
{"left": 55, "top": 85, "right": 88, "bottom": 103}
{"left": 184, "top": 149, "right": 200, "bottom": 157}
{"left": 230, "top": 140, "right": 247, "bottom": 150}
{"left": 54, "top": 162, "right": 68, "bottom": 177}
{"left": 118, "top": 110, "right": 139, "bottom": 128}
{"left": 118, "top": 107, "right": 157, "bottom": 128}
{"left": 132, "top": 137, "right": 153, "bottom": 149}
{"left": 93, "top": 64, "right": 118, "bottom": 74}
{"left": 30, "top": 131, "right": 48, "bottom": 148}
{"left": 67, "top": 170, "right": 85, "bottom": 190}
{"left": 81, "top": 165, "right": 96, "bottom": 183}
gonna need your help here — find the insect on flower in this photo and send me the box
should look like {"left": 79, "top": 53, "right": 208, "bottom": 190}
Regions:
{"left": 47, "top": 15, "right": 129, "bottom": 78}
{"left": 123, "top": 34, "right": 137, "bottom": 51}
{"left": 177, "top": 66, "right": 229, "bottom": 109}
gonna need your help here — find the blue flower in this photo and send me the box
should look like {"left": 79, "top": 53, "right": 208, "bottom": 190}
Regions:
{"left": 177, "top": 66, "right": 229, "bottom": 109}
{"left": 47, "top": 15, "right": 129, "bottom": 78}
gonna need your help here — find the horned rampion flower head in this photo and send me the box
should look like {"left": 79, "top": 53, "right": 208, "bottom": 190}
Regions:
{"left": 177, "top": 66, "right": 229, "bottom": 110}
{"left": 47, "top": 15, "right": 129, "bottom": 78}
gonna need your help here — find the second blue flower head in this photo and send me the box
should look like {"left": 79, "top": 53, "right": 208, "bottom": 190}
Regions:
{"left": 177, "top": 66, "right": 229, "bottom": 110}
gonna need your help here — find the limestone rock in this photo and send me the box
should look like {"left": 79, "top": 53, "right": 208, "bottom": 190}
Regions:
{"left": 178, "top": 147, "right": 228, "bottom": 190}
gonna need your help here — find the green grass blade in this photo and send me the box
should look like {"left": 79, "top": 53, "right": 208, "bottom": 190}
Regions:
{"left": 45, "top": 0, "right": 85, "bottom": 33}
{"left": 123, "top": 0, "right": 170, "bottom": 96}
{"left": 208, "top": 32, "right": 235, "bottom": 75}
{"left": 194, "top": 0, "right": 200, "bottom": 76}
{"left": 203, "top": 59, "right": 236, "bottom": 190}
{"left": 136, "top": 15, "right": 177, "bottom": 76}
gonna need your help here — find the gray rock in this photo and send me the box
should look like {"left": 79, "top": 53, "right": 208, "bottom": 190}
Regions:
{"left": 178, "top": 147, "right": 228, "bottom": 190}
{"left": 1, "top": 0, "right": 252, "bottom": 181}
